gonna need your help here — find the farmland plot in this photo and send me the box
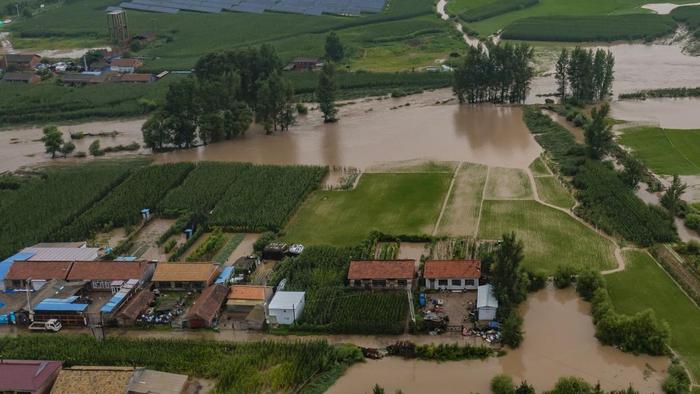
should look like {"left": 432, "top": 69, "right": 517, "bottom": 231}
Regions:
{"left": 534, "top": 176, "right": 574, "bottom": 209}
{"left": 484, "top": 167, "right": 532, "bottom": 199}
{"left": 436, "top": 163, "right": 488, "bottom": 237}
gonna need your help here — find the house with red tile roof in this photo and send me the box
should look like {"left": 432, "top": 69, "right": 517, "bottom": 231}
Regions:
{"left": 347, "top": 260, "right": 415, "bottom": 289}
{"left": 185, "top": 284, "right": 228, "bottom": 328}
{"left": 423, "top": 259, "right": 481, "bottom": 291}
{"left": 66, "top": 261, "right": 154, "bottom": 291}
{"left": 0, "top": 359, "right": 62, "bottom": 394}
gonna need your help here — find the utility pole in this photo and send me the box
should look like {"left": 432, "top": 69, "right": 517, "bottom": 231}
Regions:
{"left": 15, "top": 4, "right": 20, "bottom": 18}
{"left": 25, "top": 277, "right": 34, "bottom": 322}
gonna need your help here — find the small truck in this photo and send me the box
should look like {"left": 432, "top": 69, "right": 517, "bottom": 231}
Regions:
{"left": 28, "top": 319, "right": 62, "bottom": 332}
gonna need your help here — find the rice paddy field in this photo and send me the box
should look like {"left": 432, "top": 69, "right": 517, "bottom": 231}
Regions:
{"left": 478, "top": 200, "right": 616, "bottom": 274}
{"left": 618, "top": 126, "right": 700, "bottom": 176}
{"left": 607, "top": 250, "right": 700, "bottom": 382}
{"left": 283, "top": 172, "right": 451, "bottom": 245}
{"left": 534, "top": 176, "right": 574, "bottom": 209}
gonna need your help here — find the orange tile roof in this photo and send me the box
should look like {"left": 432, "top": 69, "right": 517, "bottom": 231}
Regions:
{"left": 424, "top": 260, "right": 481, "bottom": 279}
{"left": 151, "top": 263, "right": 219, "bottom": 283}
{"left": 186, "top": 284, "right": 228, "bottom": 322}
{"left": 67, "top": 261, "right": 148, "bottom": 281}
{"left": 348, "top": 260, "right": 415, "bottom": 280}
{"left": 228, "top": 285, "right": 271, "bottom": 301}
{"left": 5, "top": 261, "right": 73, "bottom": 280}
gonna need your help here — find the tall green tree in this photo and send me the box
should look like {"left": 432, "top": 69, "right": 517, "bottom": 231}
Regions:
{"left": 620, "top": 155, "right": 645, "bottom": 189}
{"left": 59, "top": 141, "right": 75, "bottom": 158}
{"left": 142, "top": 110, "right": 173, "bottom": 151}
{"left": 491, "top": 232, "right": 528, "bottom": 313}
{"left": 584, "top": 103, "right": 614, "bottom": 159}
{"left": 198, "top": 112, "right": 225, "bottom": 144}
{"left": 325, "top": 31, "right": 345, "bottom": 62}
{"left": 256, "top": 71, "right": 295, "bottom": 133}
{"left": 41, "top": 125, "right": 64, "bottom": 159}
{"left": 555, "top": 48, "right": 569, "bottom": 103}
{"left": 317, "top": 62, "right": 338, "bottom": 123}
{"left": 661, "top": 175, "right": 687, "bottom": 216}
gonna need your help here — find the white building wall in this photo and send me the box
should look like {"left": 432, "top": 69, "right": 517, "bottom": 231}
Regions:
{"left": 478, "top": 306, "right": 497, "bottom": 321}
{"left": 426, "top": 278, "right": 479, "bottom": 291}
{"left": 268, "top": 297, "right": 305, "bottom": 325}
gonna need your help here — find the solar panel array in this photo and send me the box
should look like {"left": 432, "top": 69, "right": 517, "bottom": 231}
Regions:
{"left": 115, "top": 0, "right": 385, "bottom": 15}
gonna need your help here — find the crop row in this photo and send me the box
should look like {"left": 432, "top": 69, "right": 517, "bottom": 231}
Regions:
{"left": 297, "top": 288, "right": 408, "bottom": 334}
{"left": 459, "top": 0, "right": 538, "bottom": 23}
{"left": 59, "top": 163, "right": 194, "bottom": 240}
{"left": 671, "top": 5, "right": 700, "bottom": 30}
{"left": 209, "top": 165, "right": 327, "bottom": 231}
{"left": 0, "top": 161, "right": 142, "bottom": 259}
{"left": 501, "top": 14, "right": 677, "bottom": 42}
{"left": 0, "top": 334, "right": 361, "bottom": 393}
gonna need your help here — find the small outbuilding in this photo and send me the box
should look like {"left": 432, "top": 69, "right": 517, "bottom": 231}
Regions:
{"left": 126, "top": 368, "right": 190, "bottom": 394}
{"left": 2, "top": 53, "right": 41, "bottom": 70}
{"left": 2, "top": 72, "right": 40, "bottom": 83}
{"left": 0, "top": 359, "right": 62, "bottom": 394}
{"left": 348, "top": 260, "right": 415, "bottom": 289}
{"left": 115, "top": 288, "right": 155, "bottom": 326}
{"left": 51, "top": 366, "right": 134, "bottom": 394}
{"left": 267, "top": 291, "right": 305, "bottom": 325}
{"left": 151, "top": 263, "right": 220, "bottom": 291}
{"left": 477, "top": 284, "right": 498, "bottom": 321}
{"left": 184, "top": 284, "right": 228, "bottom": 328}
{"left": 109, "top": 58, "right": 143, "bottom": 73}
{"left": 226, "top": 285, "right": 272, "bottom": 314}
{"left": 423, "top": 259, "right": 480, "bottom": 291}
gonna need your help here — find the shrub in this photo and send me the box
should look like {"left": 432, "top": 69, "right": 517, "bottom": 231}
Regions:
{"left": 254, "top": 231, "right": 277, "bottom": 253}
{"left": 295, "top": 102, "right": 308, "bottom": 115}
{"left": 89, "top": 140, "right": 104, "bottom": 156}
{"left": 525, "top": 270, "right": 547, "bottom": 292}
{"left": 547, "top": 377, "right": 594, "bottom": 393}
{"left": 501, "top": 313, "right": 524, "bottom": 348}
{"left": 662, "top": 360, "right": 691, "bottom": 394}
{"left": 684, "top": 214, "right": 700, "bottom": 232}
{"left": 575, "top": 269, "right": 605, "bottom": 301}
{"left": 70, "top": 131, "right": 85, "bottom": 139}
{"left": 553, "top": 265, "right": 576, "bottom": 289}
{"left": 491, "top": 374, "right": 516, "bottom": 394}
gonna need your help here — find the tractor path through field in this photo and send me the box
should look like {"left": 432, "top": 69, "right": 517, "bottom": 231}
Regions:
{"left": 436, "top": 0, "right": 482, "bottom": 49}
{"left": 524, "top": 163, "right": 625, "bottom": 274}
{"left": 432, "top": 161, "right": 462, "bottom": 236}
{"left": 473, "top": 166, "right": 490, "bottom": 238}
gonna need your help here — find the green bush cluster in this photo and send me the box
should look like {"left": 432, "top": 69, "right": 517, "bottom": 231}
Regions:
{"left": 186, "top": 228, "right": 227, "bottom": 261}
{"left": 502, "top": 14, "right": 677, "bottom": 42}
{"left": 662, "top": 360, "right": 691, "bottom": 394}
{"left": 387, "top": 341, "right": 494, "bottom": 361}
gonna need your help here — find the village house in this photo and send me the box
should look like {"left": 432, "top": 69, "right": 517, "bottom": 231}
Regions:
{"left": 347, "top": 260, "right": 415, "bottom": 289}
{"left": 151, "top": 263, "right": 220, "bottom": 291}
{"left": 267, "top": 291, "right": 305, "bottom": 325}
{"left": 20, "top": 246, "right": 100, "bottom": 261}
{"left": 184, "top": 284, "right": 228, "bottom": 328}
{"left": 118, "top": 73, "right": 155, "bottom": 83}
{"left": 109, "top": 58, "right": 143, "bottom": 73}
{"left": 4, "top": 261, "right": 73, "bottom": 289}
{"left": 1, "top": 53, "right": 41, "bottom": 70}
{"left": 226, "top": 285, "right": 272, "bottom": 314}
{"left": 60, "top": 73, "right": 107, "bottom": 85}
{"left": 2, "top": 72, "right": 40, "bottom": 84}
{"left": 0, "top": 359, "right": 63, "bottom": 394}
{"left": 66, "top": 261, "right": 154, "bottom": 291}
{"left": 477, "top": 284, "right": 498, "bottom": 321}
{"left": 423, "top": 259, "right": 481, "bottom": 291}
{"left": 115, "top": 288, "right": 154, "bottom": 326}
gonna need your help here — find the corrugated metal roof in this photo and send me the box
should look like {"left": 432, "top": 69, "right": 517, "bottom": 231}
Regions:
{"left": 215, "top": 267, "right": 233, "bottom": 284}
{"left": 22, "top": 247, "right": 99, "bottom": 261}
{"left": 0, "top": 252, "right": 34, "bottom": 284}
{"left": 477, "top": 284, "right": 498, "bottom": 309}
{"left": 269, "top": 291, "right": 304, "bottom": 310}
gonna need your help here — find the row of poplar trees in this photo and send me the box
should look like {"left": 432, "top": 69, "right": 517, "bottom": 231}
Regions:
{"left": 453, "top": 43, "right": 535, "bottom": 104}
{"left": 555, "top": 47, "right": 615, "bottom": 103}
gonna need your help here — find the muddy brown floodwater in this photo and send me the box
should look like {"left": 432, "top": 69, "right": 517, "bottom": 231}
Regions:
{"left": 611, "top": 98, "right": 700, "bottom": 129}
{"left": 328, "top": 286, "right": 669, "bottom": 394}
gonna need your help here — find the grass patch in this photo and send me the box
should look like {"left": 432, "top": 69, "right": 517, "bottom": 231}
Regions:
{"left": 366, "top": 160, "right": 457, "bottom": 173}
{"left": 478, "top": 200, "right": 615, "bottom": 274}
{"left": 437, "top": 163, "right": 488, "bottom": 237}
{"left": 618, "top": 127, "right": 700, "bottom": 176}
{"left": 484, "top": 167, "right": 532, "bottom": 199}
{"left": 607, "top": 250, "right": 700, "bottom": 381}
{"left": 501, "top": 14, "right": 677, "bottom": 42}
{"left": 535, "top": 176, "right": 575, "bottom": 209}
{"left": 283, "top": 173, "right": 451, "bottom": 245}
{"left": 458, "top": 0, "right": 539, "bottom": 23}
{"left": 529, "top": 157, "right": 551, "bottom": 176}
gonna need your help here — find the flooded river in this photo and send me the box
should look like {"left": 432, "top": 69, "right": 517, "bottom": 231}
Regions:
{"left": 328, "top": 286, "right": 668, "bottom": 394}
{"left": 611, "top": 98, "right": 700, "bottom": 129}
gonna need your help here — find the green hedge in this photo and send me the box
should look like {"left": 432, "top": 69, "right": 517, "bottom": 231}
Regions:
{"left": 459, "top": 0, "right": 538, "bottom": 23}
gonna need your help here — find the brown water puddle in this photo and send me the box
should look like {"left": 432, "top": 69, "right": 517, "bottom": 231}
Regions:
{"left": 328, "top": 286, "right": 668, "bottom": 394}
{"left": 611, "top": 98, "right": 700, "bottom": 129}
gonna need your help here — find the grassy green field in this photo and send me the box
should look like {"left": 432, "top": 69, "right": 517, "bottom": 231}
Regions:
{"left": 618, "top": 127, "right": 700, "bottom": 175}
{"left": 607, "top": 250, "right": 700, "bottom": 381}
{"left": 437, "top": 162, "right": 488, "bottom": 237}
{"left": 478, "top": 200, "right": 615, "bottom": 274}
{"left": 5, "top": 0, "right": 462, "bottom": 72}
{"left": 484, "top": 167, "right": 532, "bottom": 199}
{"left": 535, "top": 176, "right": 575, "bottom": 209}
{"left": 283, "top": 173, "right": 450, "bottom": 245}
{"left": 528, "top": 157, "right": 551, "bottom": 176}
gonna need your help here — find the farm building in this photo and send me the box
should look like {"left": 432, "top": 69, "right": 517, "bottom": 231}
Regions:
{"left": 262, "top": 243, "right": 288, "bottom": 260}
{"left": 4, "top": 261, "right": 74, "bottom": 289}
{"left": 60, "top": 73, "right": 108, "bottom": 85}
{"left": 0, "top": 251, "right": 34, "bottom": 291}
{"left": 226, "top": 284, "right": 272, "bottom": 319}
{"left": 33, "top": 296, "right": 89, "bottom": 326}
{"left": 348, "top": 260, "right": 415, "bottom": 289}
{"left": 115, "top": 288, "right": 154, "bottom": 326}
{"left": 423, "top": 260, "right": 481, "bottom": 291}
{"left": 66, "top": 261, "right": 154, "bottom": 291}
{"left": 184, "top": 284, "right": 228, "bottom": 328}
{"left": 20, "top": 246, "right": 100, "bottom": 261}
{"left": 109, "top": 58, "right": 143, "bottom": 73}
{"left": 1, "top": 53, "right": 41, "bottom": 70}
{"left": 51, "top": 366, "right": 135, "bottom": 394}
{"left": 477, "top": 284, "right": 498, "bottom": 321}
{"left": 284, "top": 58, "right": 323, "bottom": 71}
{"left": 267, "top": 291, "right": 305, "bottom": 325}
{"left": 151, "top": 263, "right": 220, "bottom": 291}
{"left": 2, "top": 72, "right": 40, "bottom": 84}
{"left": 0, "top": 359, "right": 62, "bottom": 394}
{"left": 126, "top": 368, "right": 190, "bottom": 394}
{"left": 118, "top": 73, "right": 155, "bottom": 83}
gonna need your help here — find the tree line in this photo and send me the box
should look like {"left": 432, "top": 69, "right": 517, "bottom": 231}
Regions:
{"left": 453, "top": 43, "right": 535, "bottom": 104}
{"left": 555, "top": 47, "right": 614, "bottom": 103}
{"left": 142, "top": 40, "right": 339, "bottom": 151}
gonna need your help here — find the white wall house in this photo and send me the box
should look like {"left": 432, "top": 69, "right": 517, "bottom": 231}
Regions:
{"left": 477, "top": 284, "right": 498, "bottom": 321}
{"left": 423, "top": 260, "right": 481, "bottom": 291}
{"left": 267, "top": 291, "right": 305, "bottom": 325}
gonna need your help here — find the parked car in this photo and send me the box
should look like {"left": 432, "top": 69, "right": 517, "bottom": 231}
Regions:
{"left": 28, "top": 319, "right": 62, "bottom": 332}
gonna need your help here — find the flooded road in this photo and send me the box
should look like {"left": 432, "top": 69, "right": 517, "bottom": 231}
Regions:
{"left": 611, "top": 98, "right": 700, "bottom": 129}
{"left": 328, "top": 286, "right": 668, "bottom": 394}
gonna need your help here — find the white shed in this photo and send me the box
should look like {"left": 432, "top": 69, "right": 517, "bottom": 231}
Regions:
{"left": 267, "top": 291, "right": 305, "bottom": 325}
{"left": 477, "top": 284, "right": 498, "bottom": 321}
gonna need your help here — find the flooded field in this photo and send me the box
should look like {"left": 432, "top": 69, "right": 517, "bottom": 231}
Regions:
{"left": 611, "top": 98, "right": 700, "bottom": 129}
{"left": 328, "top": 286, "right": 669, "bottom": 394}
